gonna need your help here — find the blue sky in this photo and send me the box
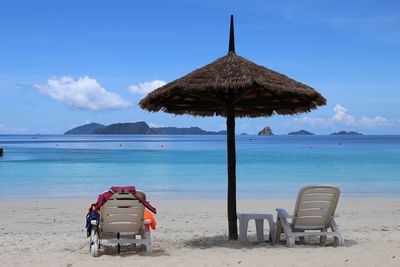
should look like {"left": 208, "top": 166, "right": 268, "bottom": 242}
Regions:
{"left": 0, "top": 0, "right": 399, "bottom": 134}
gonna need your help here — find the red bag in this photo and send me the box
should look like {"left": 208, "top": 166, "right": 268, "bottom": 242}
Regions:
{"left": 96, "top": 186, "right": 157, "bottom": 214}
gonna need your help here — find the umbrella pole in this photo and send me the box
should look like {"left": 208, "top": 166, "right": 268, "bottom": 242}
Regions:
{"left": 226, "top": 103, "right": 238, "bottom": 240}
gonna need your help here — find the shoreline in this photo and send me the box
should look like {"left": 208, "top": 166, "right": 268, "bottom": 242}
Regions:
{"left": 1, "top": 198, "right": 399, "bottom": 266}
{"left": 1, "top": 193, "right": 400, "bottom": 200}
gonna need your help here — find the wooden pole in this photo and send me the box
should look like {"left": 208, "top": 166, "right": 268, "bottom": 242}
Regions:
{"left": 226, "top": 14, "right": 238, "bottom": 240}
{"left": 226, "top": 99, "right": 238, "bottom": 240}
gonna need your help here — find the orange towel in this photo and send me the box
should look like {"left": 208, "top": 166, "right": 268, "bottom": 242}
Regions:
{"left": 144, "top": 209, "right": 157, "bottom": 230}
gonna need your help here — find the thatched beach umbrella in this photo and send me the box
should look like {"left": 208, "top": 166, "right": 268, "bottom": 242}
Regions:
{"left": 140, "top": 15, "right": 326, "bottom": 240}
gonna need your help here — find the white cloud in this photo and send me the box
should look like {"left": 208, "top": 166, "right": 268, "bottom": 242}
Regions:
{"left": 295, "top": 104, "right": 390, "bottom": 128}
{"left": 129, "top": 80, "right": 166, "bottom": 95}
{"left": 331, "top": 104, "right": 355, "bottom": 125}
{"left": 294, "top": 116, "right": 331, "bottom": 127}
{"left": 34, "top": 76, "right": 132, "bottom": 111}
{"left": 359, "top": 116, "right": 389, "bottom": 127}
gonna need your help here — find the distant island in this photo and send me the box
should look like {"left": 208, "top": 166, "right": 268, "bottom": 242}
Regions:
{"left": 330, "top": 131, "right": 362, "bottom": 136}
{"left": 288, "top": 130, "right": 314, "bottom": 135}
{"left": 258, "top": 127, "right": 273, "bottom": 136}
{"left": 64, "top": 123, "right": 106, "bottom": 135}
{"left": 93, "top": 122, "right": 156, "bottom": 135}
{"left": 152, "top": 126, "right": 226, "bottom": 135}
{"left": 65, "top": 122, "right": 227, "bottom": 135}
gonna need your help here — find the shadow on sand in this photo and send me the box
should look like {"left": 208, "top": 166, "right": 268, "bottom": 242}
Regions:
{"left": 183, "top": 235, "right": 358, "bottom": 249}
{"left": 100, "top": 245, "right": 169, "bottom": 257}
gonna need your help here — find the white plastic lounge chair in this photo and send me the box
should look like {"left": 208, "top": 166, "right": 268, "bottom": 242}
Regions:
{"left": 275, "top": 185, "right": 343, "bottom": 247}
{"left": 89, "top": 190, "right": 153, "bottom": 256}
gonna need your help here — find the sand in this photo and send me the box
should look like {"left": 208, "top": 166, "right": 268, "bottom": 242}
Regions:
{"left": 1, "top": 197, "right": 400, "bottom": 266}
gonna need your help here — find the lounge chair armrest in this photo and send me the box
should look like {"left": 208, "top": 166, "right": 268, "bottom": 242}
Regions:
{"left": 144, "top": 219, "right": 152, "bottom": 224}
{"left": 276, "top": 208, "right": 292, "bottom": 219}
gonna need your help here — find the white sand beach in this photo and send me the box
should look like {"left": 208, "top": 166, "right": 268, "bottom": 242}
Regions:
{"left": 1, "top": 198, "right": 399, "bottom": 267}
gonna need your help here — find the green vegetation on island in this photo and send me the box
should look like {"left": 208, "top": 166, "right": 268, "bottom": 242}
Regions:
{"left": 64, "top": 122, "right": 227, "bottom": 135}
{"left": 288, "top": 130, "right": 315, "bottom": 135}
{"left": 330, "top": 131, "right": 362, "bottom": 136}
{"left": 93, "top": 122, "right": 156, "bottom": 135}
{"left": 154, "top": 127, "right": 226, "bottom": 135}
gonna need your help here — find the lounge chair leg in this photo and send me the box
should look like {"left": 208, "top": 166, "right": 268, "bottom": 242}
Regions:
{"left": 146, "top": 244, "right": 152, "bottom": 253}
{"left": 143, "top": 224, "right": 152, "bottom": 253}
{"left": 269, "top": 229, "right": 273, "bottom": 244}
{"left": 276, "top": 212, "right": 294, "bottom": 247}
{"left": 132, "top": 235, "right": 136, "bottom": 250}
{"left": 287, "top": 236, "right": 295, "bottom": 247}
{"left": 275, "top": 217, "right": 283, "bottom": 244}
{"left": 117, "top": 232, "right": 121, "bottom": 253}
{"left": 320, "top": 228, "right": 327, "bottom": 246}
{"left": 299, "top": 231, "right": 305, "bottom": 244}
{"left": 334, "top": 235, "right": 343, "bottom": 246}
{"left": 90, "top": 230, "right": 99, "bottom": 257}
{"left": 330, "top": 219, "right": 344, "bottom": 246}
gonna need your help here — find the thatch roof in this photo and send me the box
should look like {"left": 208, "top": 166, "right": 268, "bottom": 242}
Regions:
{"left": 140, "top": 51, "right": 326, "bottom": 118}
{"left": 140, "top": 15, "right": 326, "bottom": 118}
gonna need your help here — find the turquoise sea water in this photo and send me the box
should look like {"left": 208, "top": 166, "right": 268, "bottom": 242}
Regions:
{"left": 0, "top": 135, "right": 399, "bottom": 198}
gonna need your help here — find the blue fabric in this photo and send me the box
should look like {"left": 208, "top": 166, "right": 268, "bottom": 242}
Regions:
{"left": 88, "top": 210, "right": 100, "bottom": 221}
{"left": 86, "top": 211, "right": 100, "bottom": 237}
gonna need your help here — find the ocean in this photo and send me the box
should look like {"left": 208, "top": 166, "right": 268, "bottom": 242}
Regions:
{"left": 0, "top": 135, "right": 399, "bottom": 199}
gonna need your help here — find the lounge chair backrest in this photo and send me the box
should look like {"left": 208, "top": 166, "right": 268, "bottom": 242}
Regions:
{"left": 292, "top": 185, "right": 340, "bottom": 230}
{"left": 100, "top": 190, "right": 146, "bottom": 234}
